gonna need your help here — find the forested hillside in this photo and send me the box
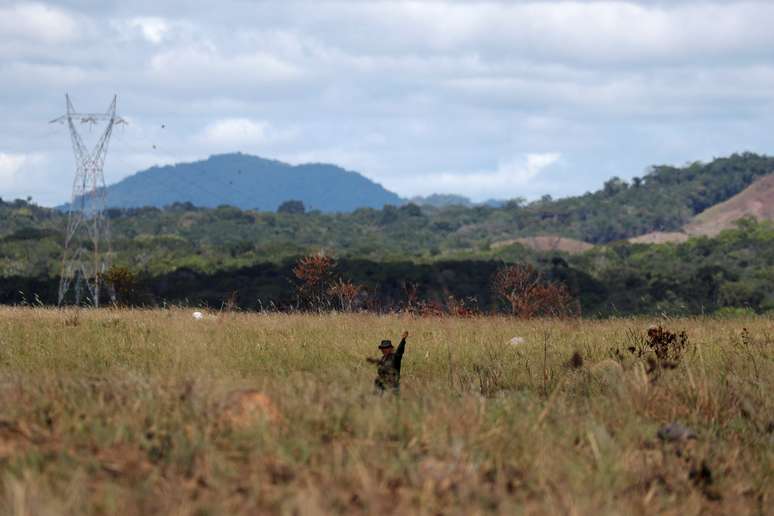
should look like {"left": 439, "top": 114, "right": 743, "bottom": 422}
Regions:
{"left": 2, "top": 153, "right": 773, "bottom": 314}
{"left": 4, "top": 152, "right": 772, "bottom": 274}
{"left": 474, "top": 151, "right": 774, "bottom": 244}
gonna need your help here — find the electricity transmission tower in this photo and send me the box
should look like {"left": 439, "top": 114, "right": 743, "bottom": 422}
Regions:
{"left": 50, "top": 95, "right": 126, "bottom": 307}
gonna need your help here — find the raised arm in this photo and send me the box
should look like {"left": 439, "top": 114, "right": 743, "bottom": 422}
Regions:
{"left": 395, "top": 331, "right": 409, "bottom": 358}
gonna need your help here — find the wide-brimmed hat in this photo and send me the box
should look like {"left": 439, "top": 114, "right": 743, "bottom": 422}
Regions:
{"left": 378, "top": 340, "right": 393, "bottom": 349}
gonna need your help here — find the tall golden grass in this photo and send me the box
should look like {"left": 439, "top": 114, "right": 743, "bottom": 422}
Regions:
{"left": 0, "top": 308, "right": 771, "bottom": 515}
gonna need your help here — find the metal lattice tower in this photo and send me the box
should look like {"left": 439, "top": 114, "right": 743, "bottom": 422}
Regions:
{"left": 51, "top": 94, "right": 126, "bottom": 307}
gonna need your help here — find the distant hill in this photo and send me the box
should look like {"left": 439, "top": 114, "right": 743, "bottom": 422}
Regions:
{"left": 78, "top": 153, "right": 403, "bottom": 213}
{"left": 630, "top": 173, "right": 774, "bottom": 243}
{"left": 685, "top": 174, "right": 774, "bottom": 236}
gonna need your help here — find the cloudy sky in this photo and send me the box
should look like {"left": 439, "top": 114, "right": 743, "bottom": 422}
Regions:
{"left": 2, "top": 0, "right": 774, "bottom": 206}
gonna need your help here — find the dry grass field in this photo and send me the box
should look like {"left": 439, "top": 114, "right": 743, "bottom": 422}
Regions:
{"left": 0, "top": 308, "right": 771, "bottom": 515}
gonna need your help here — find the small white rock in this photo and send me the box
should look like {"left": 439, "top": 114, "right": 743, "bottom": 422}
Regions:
{"left": 509, "top": 336, "right": 525, "bottom": 345}
{"left": 192, "top": 311, "right": 204, "bottom": 320}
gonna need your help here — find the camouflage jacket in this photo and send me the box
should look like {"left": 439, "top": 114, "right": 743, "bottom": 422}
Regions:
{"left": 373, "top": 337, "right": 407, "bottom": 391}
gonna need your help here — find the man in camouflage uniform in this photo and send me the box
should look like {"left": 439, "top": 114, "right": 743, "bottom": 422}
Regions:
{"left": 367, "top": 331, "right": 409, "bottom": 394}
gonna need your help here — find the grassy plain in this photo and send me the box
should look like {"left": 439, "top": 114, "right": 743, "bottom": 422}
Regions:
{"left": 0, "top": 308, "right": 771, "bottom": 515}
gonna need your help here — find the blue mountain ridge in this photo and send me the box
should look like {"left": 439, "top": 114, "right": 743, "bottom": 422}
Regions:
{"left": 84, "top": 153, "right": 403, "bottom": 213}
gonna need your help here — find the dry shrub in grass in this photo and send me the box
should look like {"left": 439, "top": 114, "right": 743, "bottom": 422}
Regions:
{"left": 293, "top": 254, "right": 366, "bottom": 312}
{"left": 400, "top": 282, "right": 445, "bottom": 317}
{"left": 645, "top": 326, "right": 690, "bottom": 368}
{"left": 616, "top": 325, "right": 692, "bottom": 378}
{"left": 492, "top": 264, "right": 578, "bottom": 318}
{"left": 567, "top": 351, "right": 584, "bottom": 369}
{"left": 292, "top": 253, "right": 336, "bottom": 310}
{"left": 327, "top": 279, "right": 362, "bottom": 312}
{"left": 446, "top": 295, "right": 480, "bottom": 317}
{"left": 416, "top": 300, "right": 446, "bottom": 317}
{"left": 401, "top": 284, "right": 480, "bottom": 317}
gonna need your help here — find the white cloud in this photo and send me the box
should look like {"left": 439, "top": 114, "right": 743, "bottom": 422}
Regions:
{"left": 387, "top": 153, "right": 561, "bottom": 201}
{"left": 128, "top": 17, "right": 170, "bottom": 44}
{"left": 148, "top": 46, "right": 304, "bottom": 88}
{"left": 3, "top": 61, "right": 92, "bottom": 89}
{"left": 197, "top": 118, "right": 298, "bottom": 150}
{"left": 0, "top": 152, "right": 47, "bottom": 200}
{"left": 310, "top": 2, "right": 774, "bottom": 64}
{"left": 199, "top": 118, "right": 270, "bottom": 147}
{"left": 0, "top": 3, "right": 78, "bottom": 43}
{"left": 0, "top": 153, "right": 28, "bottom": 182}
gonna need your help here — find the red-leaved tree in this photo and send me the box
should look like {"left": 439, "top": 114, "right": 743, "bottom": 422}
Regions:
{"left": 292, "top": 253, "right": 336, "bottom": 311}
{"left": 293, "top": 253, "right": 364, "bottom": 312}
{"left": 492, "top": 264, "right": 577, "bottom": 318}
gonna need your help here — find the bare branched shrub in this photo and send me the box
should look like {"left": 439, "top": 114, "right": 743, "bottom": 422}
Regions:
{"left": 492, "top": 264, "right": 577, "bottom": 318}
{"left": 446, "top": 295, "right": 480, "bottom": 317}
{"left": 327, "top": 279, "right": 362, "bottom": 312}
{"left": 400, "top": 282, "right": 431, "bottom": 316}
{"left": 292, "top": 253, "right": 336, "bottom": 311}
{"left": 400, "top": 283, "right": 474, "bottom": 317}
{"left": 417, "top": 300, "right": 446, "bottom": 317}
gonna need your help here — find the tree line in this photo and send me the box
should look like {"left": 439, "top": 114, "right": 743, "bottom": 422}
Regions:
{"left": 2, "top": 218, "right": 772, "bottom": 316}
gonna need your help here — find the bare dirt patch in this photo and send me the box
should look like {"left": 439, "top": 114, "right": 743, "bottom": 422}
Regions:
{"left": 492, "top": 235, "right": 594, "bottom": 254}
{"left": 629, "top": 231, "right": 690, "bottom": 244}
{"left": 685, "top": 174, "right": 774, "bottom": 236}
